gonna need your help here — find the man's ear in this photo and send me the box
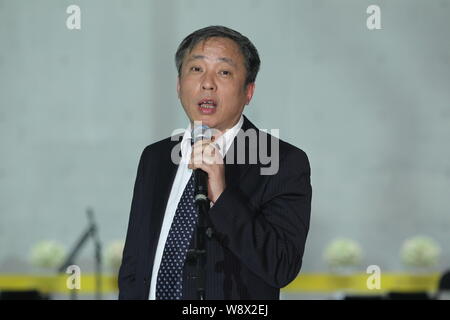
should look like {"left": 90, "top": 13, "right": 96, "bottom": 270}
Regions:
{"left": 245, "top": 82, "right": 256, "bottom": 105}
{"left": 176, "top": 77, "right": 181, "bottom": 99}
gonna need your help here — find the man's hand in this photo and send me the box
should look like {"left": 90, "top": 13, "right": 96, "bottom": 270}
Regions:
{"left": 188, "top": 139, "right": 226, "bottom": 203}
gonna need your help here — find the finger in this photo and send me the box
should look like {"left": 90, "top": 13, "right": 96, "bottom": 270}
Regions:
{"left": 203, "top": 143, "right": 215, "bottom": 157}
{"left": 193, "top": 139, "right": 216, "bottom": 148}
{"left": 191, "top": 140, "right": 217, "bottom": 158}
{"left": 191, "top": 146, "right": 205, "bottom": 165}
{"left": 191, "top": 140, "right": 211, "bottom": 158}
{"left": 190, "top": 140, "right": 222, "bottom": 168}
{"left": 189, "top": 160, "right": 212, "bottom": 175}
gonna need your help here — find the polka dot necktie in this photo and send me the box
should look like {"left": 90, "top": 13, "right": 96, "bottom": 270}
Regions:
{"left": 156, "top": 173, "right": 197, "bottom": 300}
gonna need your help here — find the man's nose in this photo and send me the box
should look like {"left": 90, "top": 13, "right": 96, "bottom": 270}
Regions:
{"left": 201, "top": 73, "right": 216, "bottom": 91}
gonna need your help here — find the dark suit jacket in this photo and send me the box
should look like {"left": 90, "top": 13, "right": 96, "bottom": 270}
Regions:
{"left": 118, "top": 115, "right": 312, "bottom": 300}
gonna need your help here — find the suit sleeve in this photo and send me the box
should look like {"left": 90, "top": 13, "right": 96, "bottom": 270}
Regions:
{"left": 208, "top": 148, "right": 312, "bottom": 288}
{"left": 118, "top": 146, "right": 149, "bottom": 299}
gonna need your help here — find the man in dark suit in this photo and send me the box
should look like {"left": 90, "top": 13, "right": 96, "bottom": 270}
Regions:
{"left": 118, "top": 26, "right": 312, "bottom": 300}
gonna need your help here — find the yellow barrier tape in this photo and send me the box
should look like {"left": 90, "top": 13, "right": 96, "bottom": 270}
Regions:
{"left": 0, "top": 274, "right": 117, "bottom": 295}
{"left": 284, "top": 273, "right": 440, "bottom": 293}
{"left": 0, "top": 273, "right": 440, "bottom": 295}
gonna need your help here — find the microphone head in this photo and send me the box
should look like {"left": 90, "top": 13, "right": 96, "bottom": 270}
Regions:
{"left": 192, "top": 124, "right": 212, "bottom": 144}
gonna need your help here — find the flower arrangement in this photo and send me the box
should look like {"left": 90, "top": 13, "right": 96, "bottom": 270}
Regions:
{"left": 401, "top": 235, "right": 441, "bottom": 269}
{"left": 29, "top": 240, "right": 66, "bottom": 269}
{"left": 323, "top": 238, "right": 363, "bottom": 269}
{"left": 104, "top": 240, "right": 125, "bottom": 272}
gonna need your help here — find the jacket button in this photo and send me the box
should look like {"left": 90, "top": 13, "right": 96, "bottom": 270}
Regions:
{"left": 143, "top": 278, "right": 148, "bottom": 284}
{"left": 206, "top": 227, "right": 213, "bottom": 239}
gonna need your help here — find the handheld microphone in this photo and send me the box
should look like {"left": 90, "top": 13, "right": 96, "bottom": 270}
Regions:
{"left": 191, "top": 124, "right": 212, "bottom": 204}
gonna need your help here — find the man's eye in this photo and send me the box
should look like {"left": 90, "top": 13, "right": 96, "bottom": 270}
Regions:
{"left": 220, "top": 70, "right": 231, "bottom": 76}
{"left": 190, "top": 66, "right": 202, "bottom": 72}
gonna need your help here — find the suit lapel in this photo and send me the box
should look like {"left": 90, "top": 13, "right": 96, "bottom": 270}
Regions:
{"left": 143, "top": 135, "right": 180, "bottom": 286}
{"left": 223, "top": 115, "right": 259, "bottom": 187}
{"left": 150, "top": 136, "right": 181, "bottom": 228}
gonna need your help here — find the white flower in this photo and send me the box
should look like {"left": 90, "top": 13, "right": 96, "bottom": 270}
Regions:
{"left": 401, "top": 236, "right": 441, "bottom": 268}
{"left": 323, "top": 238, "right": 363, "bottom": 268}
{"left": 105, "top": 240, "right": 125, "bottom": 270}
{"left": 30, "top": 240, "right": 66, "bottom": 269}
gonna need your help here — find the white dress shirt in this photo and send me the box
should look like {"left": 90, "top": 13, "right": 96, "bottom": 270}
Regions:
{"left": 149, "top": 115, "right": 244, "bottom": 300}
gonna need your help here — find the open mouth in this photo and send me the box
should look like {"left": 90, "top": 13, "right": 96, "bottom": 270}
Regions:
{"left": 198, "top": 98, "right": 217, "bottom": 114}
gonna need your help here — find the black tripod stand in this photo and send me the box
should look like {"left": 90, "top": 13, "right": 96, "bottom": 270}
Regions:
{"left": 58, "top": 208, "right": 102, "bottom": 300}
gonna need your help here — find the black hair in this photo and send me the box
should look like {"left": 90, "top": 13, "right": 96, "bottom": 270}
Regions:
{"left": 175, "top": 25, "right": 260, "bottom": 86}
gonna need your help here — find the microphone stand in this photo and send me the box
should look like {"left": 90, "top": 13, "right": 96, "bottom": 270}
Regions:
{"left": 58, "top": 208, "right": 102, "bottom": 300}
{"left": 188, "top": 170, "right": 211, "bottom": 300}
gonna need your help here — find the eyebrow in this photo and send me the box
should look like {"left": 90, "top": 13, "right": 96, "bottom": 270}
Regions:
{"left": 187, "top": 55, "right": 237, "bottom": 67}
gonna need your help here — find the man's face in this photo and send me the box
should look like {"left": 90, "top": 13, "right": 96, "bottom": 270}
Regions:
{"left": 177, "top": 37, "right": 255, "bottom": 133}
